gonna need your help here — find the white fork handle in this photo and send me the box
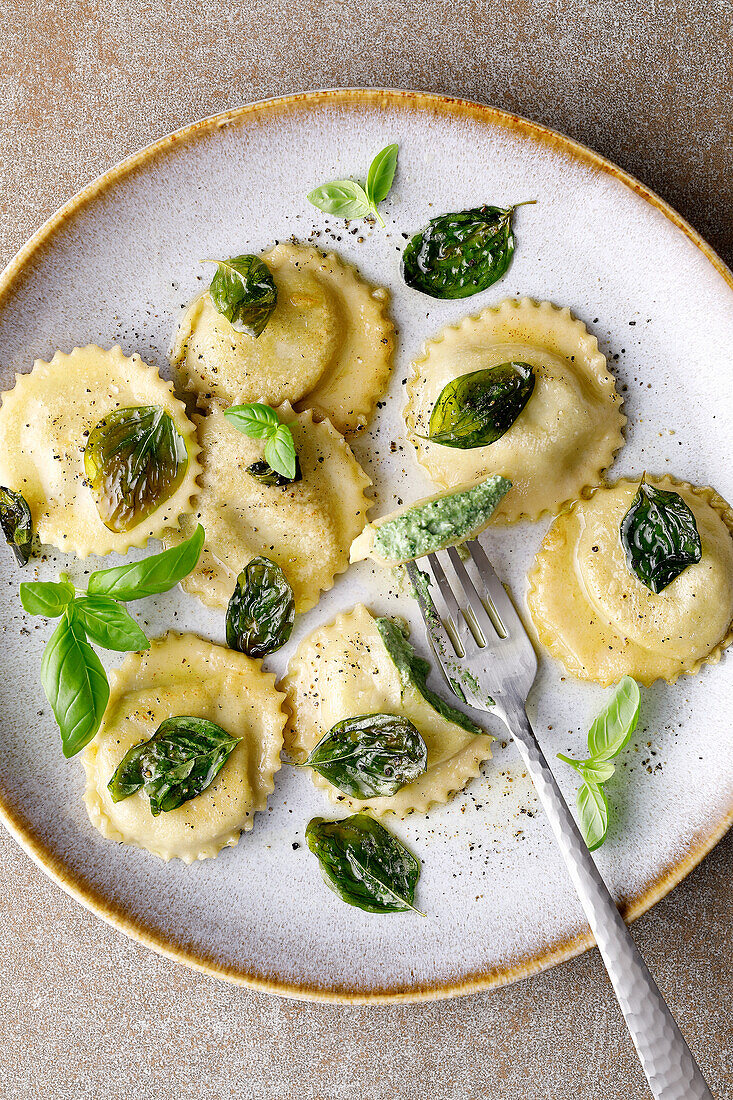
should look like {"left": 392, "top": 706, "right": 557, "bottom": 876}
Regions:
{"left": 502, "top": 702, "right": 714, "bottom": 1100}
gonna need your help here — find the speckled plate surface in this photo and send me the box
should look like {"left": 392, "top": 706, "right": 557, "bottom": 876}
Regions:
{"left": 0, "top": 89, "right": 731, "bottom": 1003}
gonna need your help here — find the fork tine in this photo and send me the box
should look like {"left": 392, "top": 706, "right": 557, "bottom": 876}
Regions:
{"left": 464, "top": 540, "right": 525, "bottom": 634}
{"left": 427, "top": 552, "right": 472, "bottom": 653}
{"left": 443, "top": 546, "right": 503, "bottom": 642}
{"left": 404, "top": 561, "right": 461, "bottom": 663}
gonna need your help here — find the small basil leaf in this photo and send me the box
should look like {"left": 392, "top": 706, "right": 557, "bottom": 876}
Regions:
{"left": 226, "top": 556, "right": 295, "bottom": 658}
{"left": 20, "top": 580, "right": 75, "bottom": 617}
{"left": 402, "top": 202, "right": 534, "bottom": 299}
{"left": 307, "top": 180, "right": 371, "bottom": 220}
{"left": 376, "top": 617, "right": 482, "bottom": 733}
{"left": 620, "top": 480, "right": 702, "bottom": 593}
{"left": 207, "top": 255, "right": 277, "bottom": 337}
{"left": 425, "top": 364, "right": 535, "bottom": 449}
{"left": 73, "top": 596, "right": 150, "bottom": 652}
{"left": 587, "top": 675, "right": 641, "bottom": 760}
{"left": 580, "top": 759, "right": 617, "bottom": 785}
{"left": 246, "top": 457, "right": 302, "bottom": 487}
{"left": 577, "top": 781, "right": 609, "bottom": 851}
{"left": 299, "top": 713, "right": 428, "bottom": 799}
{"left": 264, "top": 424, "right": 297, "bottom": 481}
{"left": 41, "top": 609, "right": 110, "bottom": 757}
{"left": 366, "top": 143, "right": 398, "bottom": 206}
{"left": 0, "top": 486, "right": 33, "bottom": 566}
{"left": 84, "top": 406, "right": 189, "bottom": 532}
{"left": 108, "top": 716, "right": 240, "bottom": 815}
{"left": 224, "top": 403, "right": 280, "bottom": 438}
{"left": 305, "top": 813, "right": 422, "bottom": 914}
{"left": 87, "top": 524, "right": 204, "bottom": 602}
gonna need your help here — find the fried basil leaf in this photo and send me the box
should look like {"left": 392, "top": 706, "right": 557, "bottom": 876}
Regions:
{"left": 620, "top": 480, "right": 702, "bottom": 593}
{"left": 226, "top": 556, "right": 295, "bottom": 657}
{"left": 298, "top": 713, "right": 428, "bottom": 799}
{"left": 305, "top": 813, "right": 422, "bottom": 913}
{"left": 402, "top": 203, "right": 533, "bottom": 299}
{"left": 40, "top": 609, "right": 110, "bottom": 757}
{"left": 87, "top": 524, "right": 204, "bottom": 602}
{"left": 207, "top": 255, "right": 277, "bottom": 338}
{"left": 84, "top": 406, "right": 189, "bottom": 533}
{"left": 0, "top": 486, "right": 33, "bottom": 566}
{"left": 425, "top": 363, "right": 535, "bottom": 448}
{"left": 246, "top": 457, "right": 302, "bottom": 487}
{"left": 108, "top": 715, "right": 240, "bottom": 815}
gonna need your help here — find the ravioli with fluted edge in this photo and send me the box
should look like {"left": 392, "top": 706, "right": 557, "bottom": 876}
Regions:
{"left": 527, "top": 476, "right": 733, "bottom": 686}
{"left": 82, "top": 633, "right": 286, "bottom": 863}
{"left": 0, "top": 345, "right": 201, "bottom": 557}
{"left": 171, "top": 243, "right": 395, "bottom": 433}
{"left": 281, "top": 604, "right": 492, "bottom": 816}
{"left": 403, "top": 298, "right": 625, "bottom": 523}
{"left": 164, "top": 403, "right": 371, "bottom": 613}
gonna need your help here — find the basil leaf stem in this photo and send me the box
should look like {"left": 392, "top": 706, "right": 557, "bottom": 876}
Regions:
{"left": 0, "top": 486, "right": 33, "bottom": 567}
{"left": 308, "top": 144, "right": 398, "bottom": 228}
{"left": 224, "top": 404, "right": 298, "bottom": 481}
{"left": 305, "top": 813, "right": 422, "bottom": 914}
{"left": 620, "top": 478, "right": 702, "bottom": 593}
{"left": 205, "top": 255, "right": 277, "bottom": 337}
{"left": 41, "top": 609, "right": 110, "bottom": 758}
{"left": 87, "top": 524, "right": 204, "bottom": 601}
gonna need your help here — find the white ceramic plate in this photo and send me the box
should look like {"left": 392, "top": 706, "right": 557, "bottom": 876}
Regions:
{"left": 0, "top": 90, "right": 731, "bottom": 1003}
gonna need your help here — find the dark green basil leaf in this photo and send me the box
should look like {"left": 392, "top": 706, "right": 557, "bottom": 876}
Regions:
{"left": 226, "top": 556, "right": 295, "bottom": 657}
{"left": 84, "top": 406, "right": 189, "bottom": 533}
{"left": 298, "top": 713, "right": 428, "bottom": 798}
{"left": 305, "top": 813, "right": 422, "bottom": 914}
{"left": 620, "top": 480, "right": 702, "bottom": 593}
{"left": 425, "top": 363, "right": 535, "bottom": 448}
{"left": 73, "top": 596, "right": 150, "bottom": 652}
{"left": 402, "top": 202, "right": 533, "bottom": 298}
{"left": 20, "top": 579, "right": 75, "bottom": 617}
{"left": 40, "top": 609, "right": 110, "bottom": 757}
{"left": 108, "top": 715, "right": 240, "bottom": 815}
{"left": 87, "top": 524, "right": 204, "bottom": 601}
{"left": 246, "top": 457, "right": 302, "bottom": 487}
{"left": 0, "top": 486, "right": 33, "bottom": 566}
{"left": 376, "top": 617, "right": 482, "bottom": 734}
{"left": 207, "top": 255, "right": 277, "bottom": 337}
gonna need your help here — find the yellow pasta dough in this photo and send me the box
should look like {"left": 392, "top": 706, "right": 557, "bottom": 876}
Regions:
{"left": 281, "top": 604, "right": 493, "bottom": 816}
{"left": 527, "top": 477, "right": 733, "bottom": 685}
{"left": 164, "top": 403, "right": 371, "bottom": 613}
{"left": 82, "top": 634, "right": 286, "bottom": 863}
{"left": 0, "top": 345, "right": 201, "bottom": 556}
{"left": 403, "top": 298, "right": 625, "bottom": 522}
{"left": 170, "top": 243, "right": 395, "bottom": 433}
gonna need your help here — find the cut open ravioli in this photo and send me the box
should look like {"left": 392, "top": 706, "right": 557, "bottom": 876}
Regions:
{"left": 171, "top": 243, "right": 395, "bottom": 433}
{"left": 0, "top": 345, "right": 201, "bottom": 556}
{"left": 281, "top": 604, "right": 492, "bottom": 816}
{"left": 82, "top": 634, "right": 286, "bottom": 863}
{"left": 350, "top": 475, "right": 510, "bottom": 566}
{"left": 165, "top": 403, "right": 371, "bottom": 612}
{"left": 527, "top": 476, "right": 733, "bottom": 686}
{"left": 404, "top": 298, "right": 625, "bottom": 522}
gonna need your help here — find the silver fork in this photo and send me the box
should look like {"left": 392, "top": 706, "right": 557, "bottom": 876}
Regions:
{"left": 405, "top": 542, "right": 713, "bottom": 1100}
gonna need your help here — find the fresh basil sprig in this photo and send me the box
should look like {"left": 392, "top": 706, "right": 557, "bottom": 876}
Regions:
{"left": 84, "top": 406, "right": 189, "bottom": 533}
{"left": 205, "top": 255, "right": 277, "bottom": 337}
{"left": 226, "top": 556, "right": 295, "bottom": 658}
{"left": 108, "top": 715, "right": 240, "bottom": 815}
{"left": 620, "top": 478, "right": 702, "bottom": 593}
{"left": 402, "top": 201, "right": 535, "bottom": 298}
{"left": 308, "top": 144, "right": 398, "bottom": 228}
{"left": 424, "top": 363, "right": 535, "bottom": 449}
{"left": 305, "top": 813, "right": 422, "bottom": 914}
{"left": 21, "top": 525, "right": 204, "bottom": 757}
{"left": 224, "top": 403, "right": 297, "bottom": 482}
{"left": 294, "top": 713, "right": 428, "bottom": 799}
{"left": 557, "top": 676, "right": 641, "bottom": 850}
{"left": 0, "top": 486, "right": 33, "bottom": 567}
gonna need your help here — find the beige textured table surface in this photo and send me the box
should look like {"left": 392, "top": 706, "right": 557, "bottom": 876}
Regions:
{"left": 1, "top": 3, "right": 731, "bottom": 1098}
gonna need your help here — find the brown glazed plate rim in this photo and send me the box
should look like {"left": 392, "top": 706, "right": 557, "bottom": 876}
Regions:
{"left": 0, "top": 88, "right": 730, "bottom": 1003}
